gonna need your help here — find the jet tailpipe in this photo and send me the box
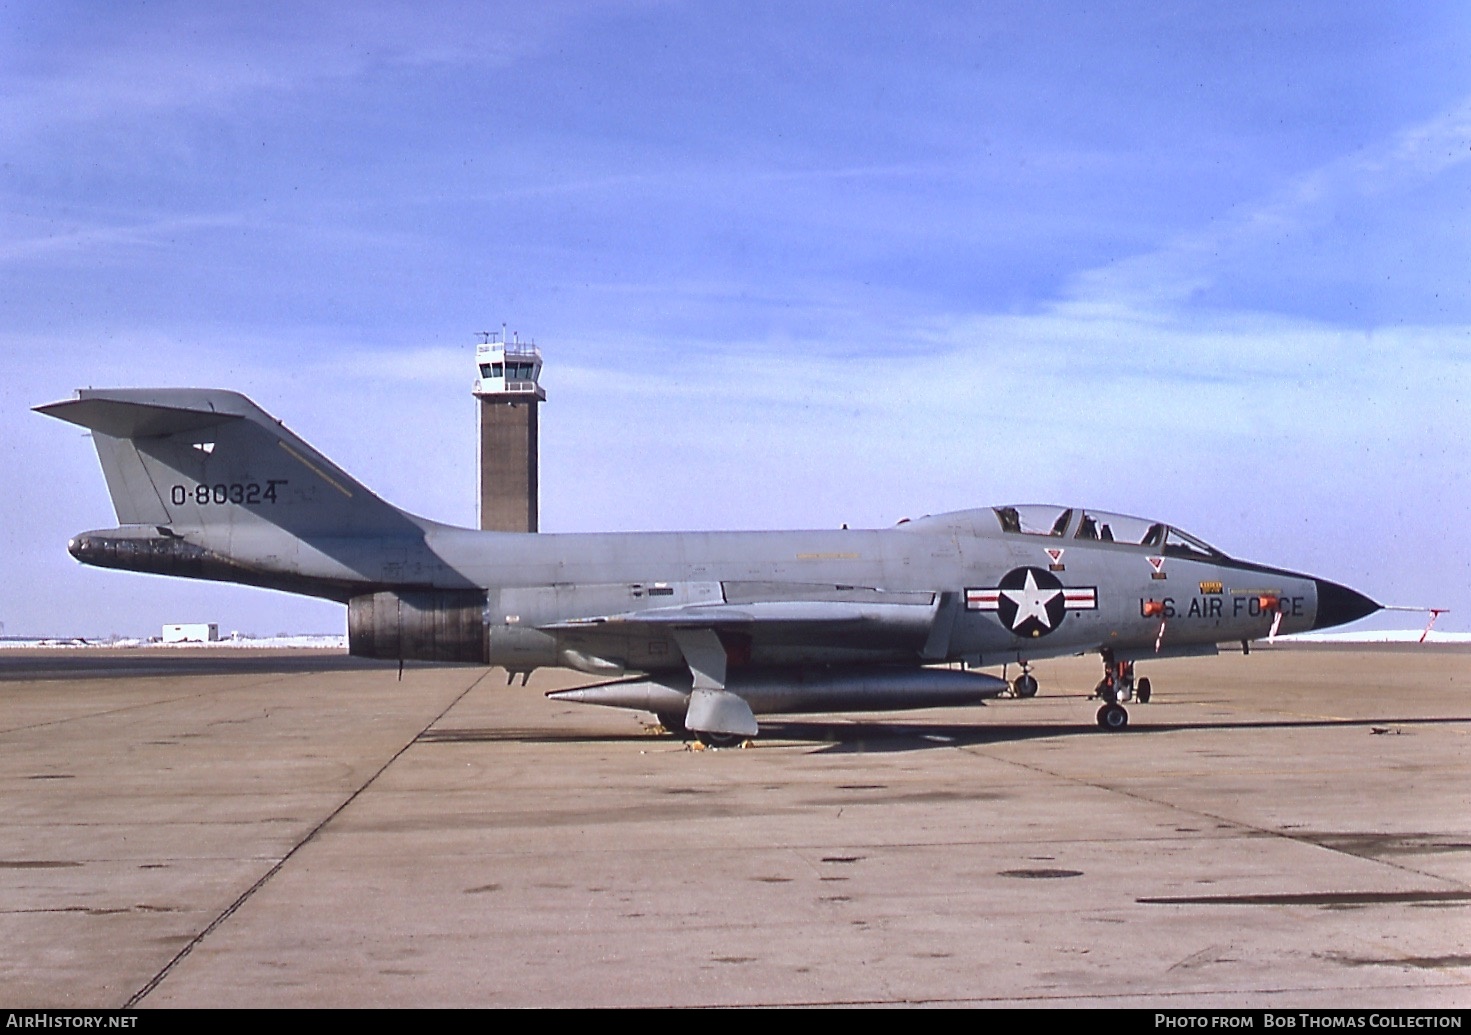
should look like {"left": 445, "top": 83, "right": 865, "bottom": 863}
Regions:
{"left": 348, "top": 590, "right": 488, "bottom": 663}
{"left": 549, "top": 666, "right": 1009, "bottom": 716}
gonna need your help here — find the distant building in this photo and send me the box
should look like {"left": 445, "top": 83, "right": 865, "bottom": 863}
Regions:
{"left": 163, "top": 623, "right": 219, "bottom": 643}
{"left": 473, "top": 330, "right": 545, "bottom": 532}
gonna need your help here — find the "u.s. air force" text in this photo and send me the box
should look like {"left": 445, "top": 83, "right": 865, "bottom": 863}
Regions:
{"left": 1141, "top": 596, "right": 1306, "bottom": 620}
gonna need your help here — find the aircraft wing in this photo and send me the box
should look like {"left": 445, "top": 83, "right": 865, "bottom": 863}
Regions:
{"left": 544, "top": 580, "right": 934, "bottom": 629}
{"left": 536, "top": 581, "right": 949, "bottom": 655}
{"left": 545, "top": 599, "right": 935, "bottom": 629}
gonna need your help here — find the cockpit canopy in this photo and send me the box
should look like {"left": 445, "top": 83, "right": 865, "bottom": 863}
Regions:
{"left": 992, "top": 505, "right": 1227, "bottom": 559}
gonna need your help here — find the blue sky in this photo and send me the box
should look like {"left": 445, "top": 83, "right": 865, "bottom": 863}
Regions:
{"left": 2, "top": 2, "right": 1468, "bottom": 636}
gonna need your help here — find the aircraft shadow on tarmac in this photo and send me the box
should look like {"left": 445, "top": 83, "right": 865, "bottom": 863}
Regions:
{"left": 761, "top": 715, "right": 1471, "bottom": 753}
{"left": 421, "top": 713, "right": 1471, "bottom": 753}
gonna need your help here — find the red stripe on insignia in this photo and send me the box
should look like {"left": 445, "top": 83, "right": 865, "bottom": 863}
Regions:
{"left": 1063, "top": 588, "right": 1097, "bottom": 609}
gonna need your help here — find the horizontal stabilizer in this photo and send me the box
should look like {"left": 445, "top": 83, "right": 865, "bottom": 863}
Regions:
{"left": 37, "top": 387, "right": 424, "bottom": 543}
{"left": 35, "top": 395, "right": 244, "bottom": 439}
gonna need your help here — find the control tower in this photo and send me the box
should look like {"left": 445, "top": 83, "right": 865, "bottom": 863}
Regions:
{"left": 473, "top": 330, "right": 545, "bottom": 532}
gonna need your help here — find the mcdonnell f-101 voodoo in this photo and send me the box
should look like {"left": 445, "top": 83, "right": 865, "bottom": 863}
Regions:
{"left": 38, "top": 388, "right": 1381, "bottom": 742}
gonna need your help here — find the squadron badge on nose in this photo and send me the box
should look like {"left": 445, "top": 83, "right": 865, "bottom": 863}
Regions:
{"left": 966, "top": 566, "right": 1097, "bottom": 638}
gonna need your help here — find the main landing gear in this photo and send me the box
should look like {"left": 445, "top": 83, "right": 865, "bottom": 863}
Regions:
{"left": 694, "top": 730, "right": 744, "bottom": 748}
{"left": 655, "top": 713, "right": 743, "bottom": 748}
{"left": 1092, "top": 649, "right": 1151, "bottom": 731}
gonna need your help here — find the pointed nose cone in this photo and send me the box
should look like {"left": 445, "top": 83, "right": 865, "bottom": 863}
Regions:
{"left": 1313, "top": 579, "right": 1381, "bottom": 631}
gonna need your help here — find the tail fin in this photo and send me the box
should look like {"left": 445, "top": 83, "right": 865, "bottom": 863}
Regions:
{"left": 36, "top": 389, "right": 436, "bottom": 600}
{"left": 36, "top": 389, "right": 413, "bottom": 535}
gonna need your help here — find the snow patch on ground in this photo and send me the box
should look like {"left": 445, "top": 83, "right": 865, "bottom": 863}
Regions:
{"left": 1276, "top": 630, "right": 1471, "bottom": 645}
{"left": 0, "top": 635, "right": 346, "bottom": 650}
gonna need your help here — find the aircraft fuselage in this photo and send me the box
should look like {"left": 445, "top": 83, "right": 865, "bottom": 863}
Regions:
{"left": 42, "top": 389, "right": 1381, "bottom": 738}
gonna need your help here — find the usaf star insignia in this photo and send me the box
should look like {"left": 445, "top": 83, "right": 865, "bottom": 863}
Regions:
{"left": 966, "top": 566, "right": 1097, "bottom": 638}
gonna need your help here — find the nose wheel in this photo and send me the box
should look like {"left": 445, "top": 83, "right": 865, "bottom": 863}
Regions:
{"left": 1096, "top": 702, "right": 1129, "bottom": 730}
{"left": 1094, "top": 650, "right": 1148, "bottom": 731}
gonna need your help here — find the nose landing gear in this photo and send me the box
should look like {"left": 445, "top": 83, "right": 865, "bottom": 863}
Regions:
{"left": 1011, "top": 662, "right": 1039, "bottom": 699}
{"left": 1096, "top": 702, "right": 1129, "bottom": 730}
{"left": 1092, "top": 649, "right": 1149, "bottom": 731}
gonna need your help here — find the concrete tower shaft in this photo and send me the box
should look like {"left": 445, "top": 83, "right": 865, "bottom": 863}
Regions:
{"left": 473, "top": 334, "right": 545, "bottom": 533}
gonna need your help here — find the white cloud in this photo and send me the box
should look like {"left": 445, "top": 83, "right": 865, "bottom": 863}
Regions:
{"left": 0, "top": 2, "right": 609, "bottom": 142}
{"left": 1067, "top": 95, "right": 1471, "bottom": 311}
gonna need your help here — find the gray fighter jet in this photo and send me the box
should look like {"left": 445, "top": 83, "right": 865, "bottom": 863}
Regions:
{"left": 38, "top": 388, "right": 1381, "bottom": 743}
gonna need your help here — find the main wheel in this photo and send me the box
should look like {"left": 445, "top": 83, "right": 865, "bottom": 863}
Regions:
{"left": 695, "top": 730, "right": 743, "bottom": 748}
{"left": 655, "top": 713, "right": 688, "bottom": 735}
{"left": 1096, "top": 703, "right": 1129, "bottom": 731}
{"left": 1013, "top": 674, "right": 1039, "bottom": 698}
{"left": 1136, "top": 677, "right": 1152, "bottom": 704}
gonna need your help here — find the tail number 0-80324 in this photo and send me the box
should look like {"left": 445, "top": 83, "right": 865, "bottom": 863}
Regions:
{"left": 170, "top": 481, "right": 288, "bottom": 506}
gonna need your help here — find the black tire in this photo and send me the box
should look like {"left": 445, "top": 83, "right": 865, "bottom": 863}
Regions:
{"left": 1136, "top": 677, "right": 1152, "bottom": 704}
{"left": 695, "top": 730, "right": 743, "bottom": 748}
{"left": 1013, "top": 674, "right": 1039, "bottom": 699}
{"left": 1096, "top": 703, "right": 1129, "bottom": 731}
{"left": 655, "top": 713, "right": 687, "bottom": 735}
{"left": 1094, "top": 679, "right": 1117, "bottom": 704}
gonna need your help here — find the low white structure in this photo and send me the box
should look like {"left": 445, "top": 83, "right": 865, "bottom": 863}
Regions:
{"left": 162, "top": 623, "right": 219, "bottom": 643}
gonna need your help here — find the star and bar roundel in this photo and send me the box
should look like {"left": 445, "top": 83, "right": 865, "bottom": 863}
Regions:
{"left": 965, "top": 567, "right": 1097, "bottom": 638}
